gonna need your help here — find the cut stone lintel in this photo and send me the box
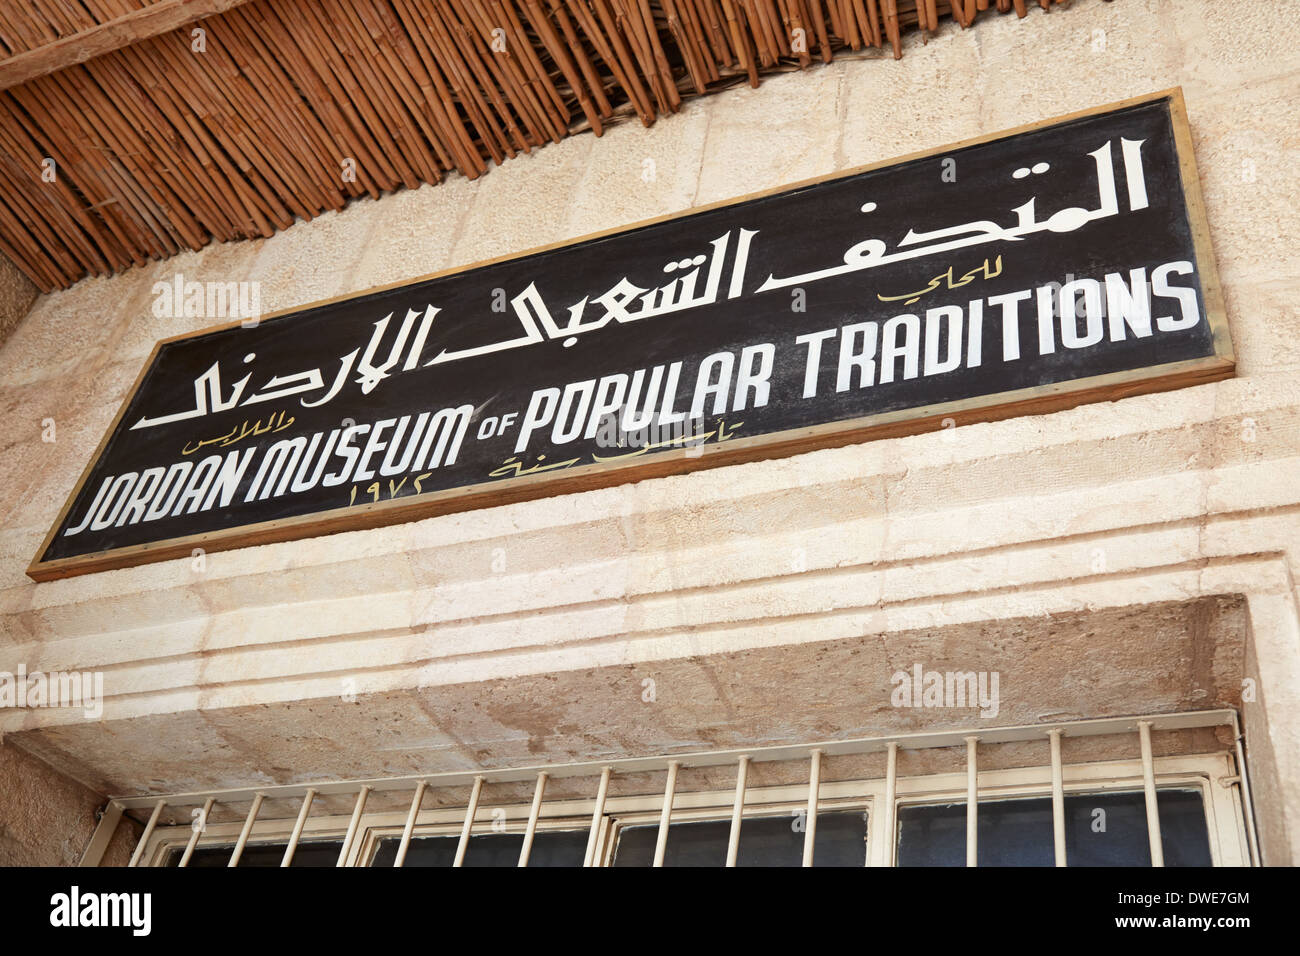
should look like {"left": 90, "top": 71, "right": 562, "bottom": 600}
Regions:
{"left": 9, "top": 597, "right": 1248, "bottom": 810}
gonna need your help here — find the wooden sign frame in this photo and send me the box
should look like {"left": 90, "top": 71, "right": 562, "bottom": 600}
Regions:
{"left": 27, "top": 88, "right": 1233, "bottom": 582}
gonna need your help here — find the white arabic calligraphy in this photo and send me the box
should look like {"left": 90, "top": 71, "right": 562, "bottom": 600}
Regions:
{"left": 128, "top": 138, "right": 1148, "bottom": 432}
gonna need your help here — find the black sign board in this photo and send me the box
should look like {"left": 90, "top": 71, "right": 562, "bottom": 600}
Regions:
{"left": 30, "top": 90, "right": 1232, "bottom": 580}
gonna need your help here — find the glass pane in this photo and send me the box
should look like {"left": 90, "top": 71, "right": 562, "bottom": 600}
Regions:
{"left": 612, "top": 810, "right": 868, "bottom": 867}
{"left": 897, "top": 789, "right": 1212, "bottom": 867}
{"left": 897, "top": 797, "right": 1054, "bottom": 867}
{"left": 1065, "top": 789, "right": 1212, "bottom": 866}
{"left": 370, "top": 829, "right": 588, "bottom": 867}
{"left": 167, "top": 839, "right": 344, "bottom": 867}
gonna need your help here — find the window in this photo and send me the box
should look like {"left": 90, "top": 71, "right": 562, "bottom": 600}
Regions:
{"left": 370, "top": 830, "right": 587, "bottom": 867}
{"left": 896, "top": 790, "right": 1213, "bottom": 867}
{"left": 612, "top": 810, "right": 869, "bottom": 867}
{"left": 124, "top": 711, "right": 1258, "bottom": 868}
{"left": 166, "top": 839, "right": 343, "bottom": 868}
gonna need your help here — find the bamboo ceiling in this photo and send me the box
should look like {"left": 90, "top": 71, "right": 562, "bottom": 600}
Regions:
{"left": 0, "top": 0, "right": 1069, "bottom": 293}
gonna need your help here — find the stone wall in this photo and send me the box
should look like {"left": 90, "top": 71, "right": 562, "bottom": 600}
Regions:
{"left": 0, "top": 737, "right": 137, "bottom": 866}
{"left": 1, "top": 0, "right": 1298, "bottom": 863}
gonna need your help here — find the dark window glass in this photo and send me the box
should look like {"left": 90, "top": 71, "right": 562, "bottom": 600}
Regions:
{"left": 612, "top": 810, "right": 868, "bottom": 867}
{"left": 1064, "top": 789, "right": 1212, "bottom": 866}
{"left": 370, "top": 829, "right": 588, "bottom": 867}
{"left": 897, "top": 789, "right": 1212, "bottom": 867}
{"left": 166, "top": 839, "right": 344, "bottom": 867}
{"left": 897, "top": 797, "right": 1055, "bottom": 867}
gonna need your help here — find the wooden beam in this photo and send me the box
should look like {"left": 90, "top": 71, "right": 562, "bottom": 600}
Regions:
{"left": 0, "top": 0, "right": 257, "bottom": 92}
{"left": 0, "top": 0, "right": 1051, "bottom": 292}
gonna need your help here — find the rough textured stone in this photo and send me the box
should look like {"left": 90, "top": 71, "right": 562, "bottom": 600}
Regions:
{"left": 0, "top": 738, "right": 137, "bottom": 866}
{"left": 0, "top": 0, "right": 1297, "bottom": 865}
{"left": 0, "top": 255, "right": 37, "bottom": 353}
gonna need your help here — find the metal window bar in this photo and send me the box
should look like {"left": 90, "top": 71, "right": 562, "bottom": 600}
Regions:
{"left": 1138, "top": 720, "right": 1165, "bottom": 867}
{"left": 1230, "top": 711, "right": 1262, "bottom": 866}
{"left": 127, "top": 800, "right": 165, "bottom": 868}
{"left": 281, "top": 788, "right": 316, "bottom": 867}
{"left": 803, "top": 749, "right": 822, "bottom": 867}
{"left": 965, "top": 736, "right": 979, "bottom": 867}
{"left": 176, "top": 797, "right": 214, "bottom": 868}
{"left": 726, "top": 755, "right": 749, "bottom": 868}
{"left": 90, "top": 709, "right": 1256, "bottom": 868}
{"left": 883, "top": 742, "right": 899, "bottom": 868}
{"left": 652, "top": 761, "right": 680, "bottom": 867}
{"left": 336, "top": 786, "right": 371, "bottom": 867}
{"left": 518, "top": 772, "right": 548, "bottom": 867}
{"left": 228, "top": 793, "right": 264, "bottom": 867}
{"left": 1049, "top": 729, "right": 1066, "bottom": 867}
{"left": 453, "top": 776, "right": 484, "bottom": 867}
{"left": 394, "top": 781, "right": 427, "bottom": 868}
{"left": 584, "top": 767, "right": 612, "bottom": 867}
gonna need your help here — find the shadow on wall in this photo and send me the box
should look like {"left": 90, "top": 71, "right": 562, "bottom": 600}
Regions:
{"left": 0, "top": 739, "right": 140, "bottom": 867}
{"left": 0, "top": 253, "right": 38, "bottom": 350}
